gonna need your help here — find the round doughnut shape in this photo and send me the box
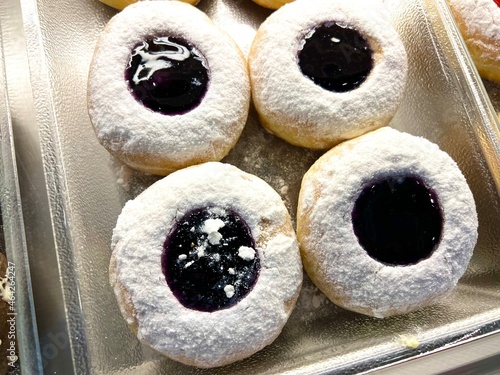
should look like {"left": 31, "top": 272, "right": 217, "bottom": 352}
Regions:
{"left": 297, "top": 128, "right": 478, "bottom": 318}
{"left": 248, "top": 0, "right": 407, "bottom": 149}
{"left": 447, "top": 0, "right": 500, "bottom": 82}
{"left": 251, "top": 0, "right": 293, "bottom": 10}
{"left": 99, "top": 0, "right": 200, "bottom": 11}
{"left": 88, "top": 2, "right": 250, "bottom": 175}
{"left": 110, "top": 162, "right": 303, "bottom": 367}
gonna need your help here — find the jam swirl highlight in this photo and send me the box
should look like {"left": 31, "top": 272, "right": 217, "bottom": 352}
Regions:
{"left": 126, "top": 36, "right": 209, "bottom": 115}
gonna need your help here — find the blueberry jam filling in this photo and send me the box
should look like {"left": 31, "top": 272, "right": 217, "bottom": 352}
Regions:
{"left": 298, "top": 22, "right": 373, "bottom": 93}
{"left": 125, "top": 36, "right": 209, "bottom": 115}
{"left": 162, "top": 207, "right": 260, "bottom": 312}
{"left": 351, "top": 176, "right": 442, "bottom": 266}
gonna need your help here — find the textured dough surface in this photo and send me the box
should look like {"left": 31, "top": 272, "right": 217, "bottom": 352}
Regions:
{"left": 297, "top": 128, "right": 478, "bottom": 318}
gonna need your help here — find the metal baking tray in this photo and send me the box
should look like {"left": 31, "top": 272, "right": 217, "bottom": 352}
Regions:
{"left": 484, "top": 79, "right": 500, "bottom": 117}
{"left": 0, "top": 4, "right": 42, "bottom": 373}
{"left": 1, "top": 0, "right": 499, "bottom": 373}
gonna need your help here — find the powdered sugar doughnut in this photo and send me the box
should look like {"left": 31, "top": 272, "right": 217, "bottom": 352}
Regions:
{"left": 88, "top": 2, "right": 250, "bottom": 175}
{"left": 248, "top": 0, "right": 407, "bottom": 149}
{"left": 447, "top": 0, "right": 500, "bottom": 82}
{"left": 99, "top": 0, "right": 200, "bottom": 11}
{"left": 297, "top": 128, "right": 478, "bottom": 318}
{"left": 251, "top": 0, "right": 293, "bottom": 10}
{"left": 110, "top": 162, "right": 302, "bottom": 367}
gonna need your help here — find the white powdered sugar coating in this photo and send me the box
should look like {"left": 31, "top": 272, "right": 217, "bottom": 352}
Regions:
{"left": 202, "top": 218, "right": 225, "bottom": 245}
{"left": 248, "top": 0, "right": 407, "bottom": 149}
{"left": 447, "top": 0, "right": 500, "bottom": 80}
{"left": 448, "top": 0, "right": 500, "bottom": 40}
{"left": 238, "top": 246, "right": 256, "bottom": 261}
{"left": 297, "top": 128, "right": 478, "bottom": 318}
{"left": 88, "top": 2, "right": 250, "bottom": 175}
{"left": 110, "top": 162, "right": 302, "bottom": 367}
{"left": 224, "top": 285, "right": 235, "bottom": 298}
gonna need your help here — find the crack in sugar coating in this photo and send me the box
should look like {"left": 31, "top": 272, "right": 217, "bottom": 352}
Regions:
{"left": 298, "top": 22, "right": 374, "bottom": 93}
{"left": 125, "top": 36, "right": 209, "bottom": 115}
{"left": 352, "top": 175, "right": 443, "bottom": 266}
{"left": 162, "top": 206, "right": 260, "bottom": 312}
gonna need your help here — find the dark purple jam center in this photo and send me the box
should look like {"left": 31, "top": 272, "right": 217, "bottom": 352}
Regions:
{"left": 162, "top": 207, "right": 260, "bottom": 312}
{"left": 298, "top": 22, "right": 373, "bottom": 93}
{"left": 125, "top": 36, "right": 209, "bottom": 115}
{"left": 351, "top": 176, "right": 442, "bottom": 266}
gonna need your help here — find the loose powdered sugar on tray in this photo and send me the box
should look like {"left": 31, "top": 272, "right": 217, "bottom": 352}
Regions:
{"left": 113, "top": 105, "right": 323, "bottom": 225}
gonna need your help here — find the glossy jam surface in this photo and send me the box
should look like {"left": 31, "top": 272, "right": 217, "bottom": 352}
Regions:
{"left": 352, "top": 176, "right": 442, "bottom": 266}
{"left": 298, "top": 22, "right": 373, "bottom": 93}
{"left": 162, "top": 207, "right": 260, "bottom": 312}
{"left": 495, "top": 0, "right": 500, "bottom": 7}
{"left": 125, "top": 36, "right": 209, "bottom": 115}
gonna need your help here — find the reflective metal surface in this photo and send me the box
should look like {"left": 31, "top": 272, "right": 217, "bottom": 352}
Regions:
{"left": 1, "top": 0, "right": 499, "bottom": 373}
{"left": 0, "top": 1, "right": 43, "bottom": 373}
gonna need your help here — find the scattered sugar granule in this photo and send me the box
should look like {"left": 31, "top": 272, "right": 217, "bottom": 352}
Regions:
{"left": 280, "top": 185, "right": 289, "bottom": 195}
{"left": 238, "top": 246, "right": 255, "bottom": 261}
{"left": 224, "top": 285, "right": 235, "bottom": 298}
{"left": 399, "top": 335, "right": 420, "bottom": 348}
{"left": 202, "top": 218, "right": 225, "bottom": 245}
